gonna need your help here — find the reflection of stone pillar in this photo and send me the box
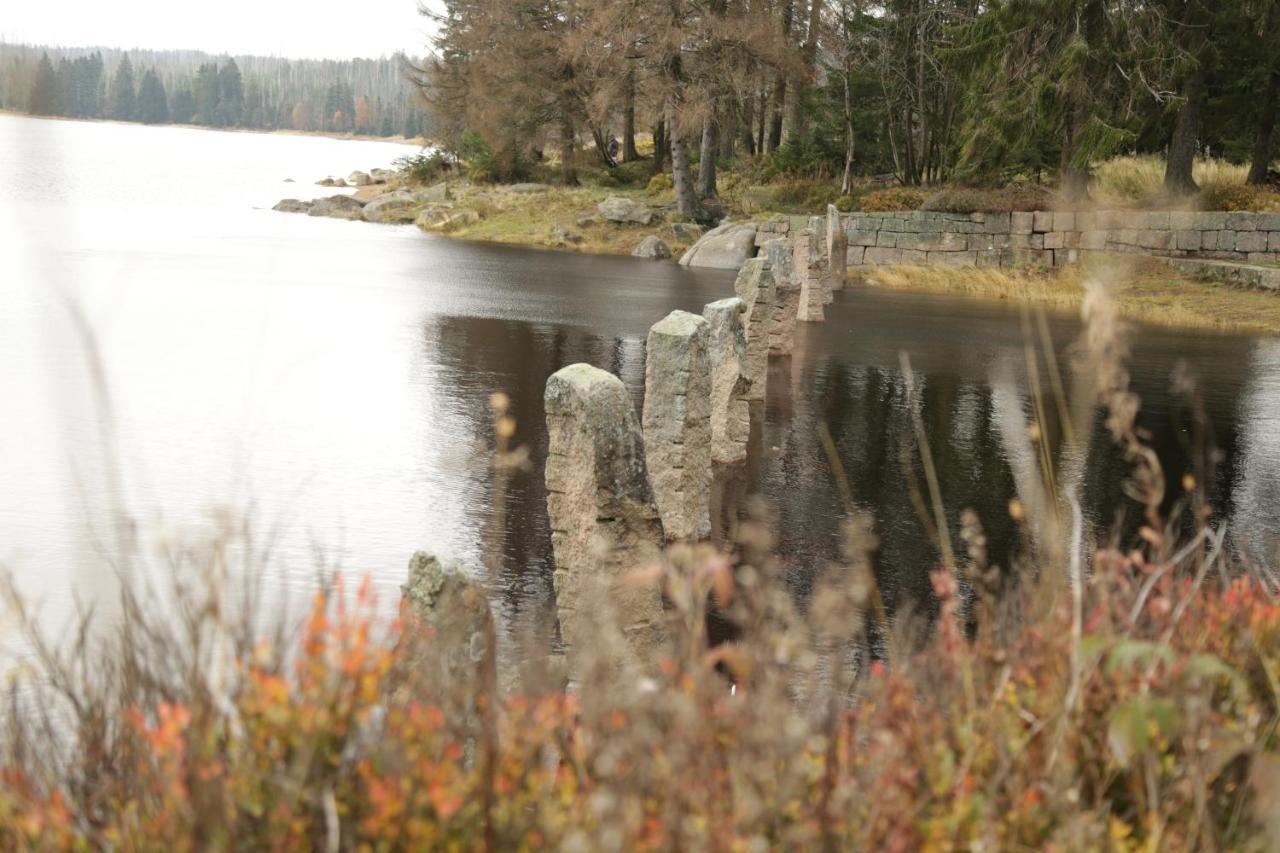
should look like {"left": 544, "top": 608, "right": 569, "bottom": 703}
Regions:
{"left": 702, "top": 297, "right": 751, "bottom": 464}
{"left": 643, "top": 311, "right": 712, "bottom": 542}
{"left": 827, "top": 205, "right": 848, "bottom": 293}
{"left": 794, "top": 226, "right": 827, "bottom": 322}
{"left": 545, "top": 364, "right": 666, "bottom": 656}
{"left": 762, "top": 237, "right": 799, "bottom": 355}
{"left": 733, "top": 258, "right": 775, "bottom": 401}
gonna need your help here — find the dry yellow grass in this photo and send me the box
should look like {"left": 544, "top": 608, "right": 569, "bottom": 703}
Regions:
{"left": 1091, "top": 154, "right": 1251, "bottom": 206}
{"left": 864, "top": 255, "right": 1280, "bottom": 335}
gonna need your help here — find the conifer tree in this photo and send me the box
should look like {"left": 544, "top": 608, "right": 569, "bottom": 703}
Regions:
{"left": 951, "top": 0, "right": 1140, "bottom": 200}
{"left": 107, "top": 54, "right": 138, "bottom": 121}
{"left": 170, "top": 87, "right": 196, "bottom": 123}
{"left": 193, "top": 63, "right": 220, "bottom": 124}
{"left": 137, "top": 68, "right": 169, "bottom": 124}
{"left": 216, "top": 59, "right": 244, "bottom": 126}
{"left": 26, "top": 52, "right": 57, "bottom": 115}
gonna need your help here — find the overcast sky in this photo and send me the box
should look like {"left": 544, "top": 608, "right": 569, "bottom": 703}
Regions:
{"left": 0, "top": 0, "right": 441, "bottom": 60}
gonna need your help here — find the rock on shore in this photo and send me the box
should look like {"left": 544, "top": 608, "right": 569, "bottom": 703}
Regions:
{"left": 678, "top": 221, "right": 759, "bottom": 270}
{"left": 632, "top": 235, "right": 672, "bottom": 259}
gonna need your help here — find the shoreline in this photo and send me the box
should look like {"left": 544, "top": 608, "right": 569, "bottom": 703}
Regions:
{"left": 294, "top": 165, "right": 1280, "bottom": 337}
{"left": 0, "top": 108, "right": 431, "bottom": 146}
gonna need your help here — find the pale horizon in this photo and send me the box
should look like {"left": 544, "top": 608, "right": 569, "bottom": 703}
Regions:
{"left": 1, "top": 0, "right": 444, "bottom": 61}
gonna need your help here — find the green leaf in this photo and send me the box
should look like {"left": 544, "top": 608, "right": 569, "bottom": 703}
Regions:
{"left": 1107, "top": 695, "right": 1180, "bottom": 767}
{"left": 1104, "top": 639, "right": 1173, "bottom": 676}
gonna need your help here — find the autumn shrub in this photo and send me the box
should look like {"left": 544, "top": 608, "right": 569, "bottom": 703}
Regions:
{"left": 609, "top": 160, "right": 651, "bottom": 187}
{"left": 394, "top": 151, "right": 450, "bottom": 185}
{"left": 646, "top": 172, "right": 673, "bottom": 195}
{"left": 1199, "top": 183, "right": 1280, "bottom": 212}
{"left": 1, "top": 287, "right": 1278, "bottom": 849}
{"left": 860, "top": 186, "right": 925, "bottom": 211}
{"left": 834, "top": 194, "right": 857, "bottom": 212}
{"left": 766, "top": 179, "right": 840, "bottom": 211}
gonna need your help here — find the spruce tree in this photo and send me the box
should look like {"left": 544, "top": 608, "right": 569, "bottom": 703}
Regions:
{"left": 216, "top": 59, "right": 243, "bottom": 126}
{"left": 107, "top": 54, "right": 138, "bottom": 121}
{"left": 54, "top": 58, "right": 73, "bottom": 116}
{"left": 170, "top": 88, "right": 196, "bottom": 123}
{"left": 26, "top": 52, "right": 57, "bottom": 116}
{"left": 193, "top": 63, "right": 220, "bottom": 124}
{"left": 137, "top": 68, "right": 169, "bottom": 124}
{"left": 951, "top": 0, "right": 1140, "bottom": 200}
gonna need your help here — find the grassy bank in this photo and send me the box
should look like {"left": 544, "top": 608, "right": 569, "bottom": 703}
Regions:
{"left": 428, "top": 182, "right": 699, "bottom": 257}
{"left": 2, "top": 284, "right": 1279, "bottom": 848}
{"left": 862, "top": 255, "right": 1280, "bottom": 335}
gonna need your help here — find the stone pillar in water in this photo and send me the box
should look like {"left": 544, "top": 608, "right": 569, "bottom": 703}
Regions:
{"left": 403, "top": 551, "right": 493, "bottom": 670}
{"left": 827, "top": 205, "right": 848, "bottom": 293}
{"left": 702, "top": 297, "right": 751, "bottom": 464}
{"left": 545, "top": 364, "right": 667, "bottom": 656}
{"left": 643, "top": 310, "right": 712, "bottom": 541}
{"left": 732, "top": 258, "right": 775, "bottom": 402}
{"left": 794, "top": 226, "right": 827, "bottom": 322}
{"left": 762, "top": 237, "right": 799, "bottom": 355}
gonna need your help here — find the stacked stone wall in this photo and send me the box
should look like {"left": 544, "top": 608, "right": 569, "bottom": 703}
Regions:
{"left": 841, "top": 210, "right": 1280, "bottom": 270}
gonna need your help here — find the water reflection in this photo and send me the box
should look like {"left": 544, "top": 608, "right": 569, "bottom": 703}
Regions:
{"left": 426, "top": 282, "right": 1271, "bottom": 641}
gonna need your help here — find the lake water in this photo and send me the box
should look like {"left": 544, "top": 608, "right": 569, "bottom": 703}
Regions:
{"left": 3, "top": 113, "right": 1279, "bottom": 649}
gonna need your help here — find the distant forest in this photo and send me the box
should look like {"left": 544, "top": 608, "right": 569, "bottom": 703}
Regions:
{"left": 0, "top": 43, "right": 431, "bottom": 138}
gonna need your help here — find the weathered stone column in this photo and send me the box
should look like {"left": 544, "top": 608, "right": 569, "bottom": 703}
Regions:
{"left": 827, "top": 204, "right": 848, "bottom": 293}
{"left": 702, "top": 297, "right": 751, "bottom": 464}
{"left": 762, "top": 237, "right": 799, "bottom": 355}
{"left": 807, "top": 216, "right": 835, "bottom": 304}
{"left": 403, "top": 551, "right": 493, "bottom": 672}
{"left": 643, "top": 311, "right": 712, "bottom": 541}
{"left": 732, "top": 258, "right": 775, "bottom": 401}
{"left": 545, "top": 364, "right": 667, "bottom": 657}
{"left": 794, "top": 226, "right": 827, "bottom": 322}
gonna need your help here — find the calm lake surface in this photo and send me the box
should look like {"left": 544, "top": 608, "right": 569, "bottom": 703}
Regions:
{"left": 3, "top": 113, "right": 1279, "bottom": 648}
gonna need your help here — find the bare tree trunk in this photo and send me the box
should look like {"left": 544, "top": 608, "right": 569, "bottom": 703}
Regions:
{"left": 698, "top": 112, "right": 720, "bottom": 198}
{"left": 719, "top": 107, "right": 735, "bottom": 159}
{"left": 1249, "top": 70, "right": 1279, "bottom": 185}
{"left": 756, "top": 89, "right": 767, "bottom": 154}
{"left": 652, "top": 119, "right": 667, "bottom": 174}
{"left": 841, "top": 60, "right": 855, "bottom": 195}
{"left": 903, "top": 107, "right": 918, "bottom": 185}
{"left": 589, "top": 124, "right": 617, "bottom": 167}
{"left": 767, "top": 1, "right": 794, "bottom": 152}
{"left": 1060, "top": 130, "right": 1089, "bottom": 203}
{"left": 788, "top": 0, "right": 824, "bottom": 141}
{"left": 913, "top": 0, "right": 929, "bottom": 185}
{"left": 622, "top": 68, "right": 638, "bottom": 162}
{"left": 559, "top": 115, "right": 579, "bottom": 186}
{"left": 1163, "top": 69, "right": 1204, "bottom": 197}
{"left": 740, "top": 90, "right": 756, "bottom": 156}
{"left": 668, "top": 96, "right": 702, "bottom": 220}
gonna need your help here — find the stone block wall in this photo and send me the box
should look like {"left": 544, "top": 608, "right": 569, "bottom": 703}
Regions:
{"left": 841, "top": 210, "right": 1280, "bottom": 270}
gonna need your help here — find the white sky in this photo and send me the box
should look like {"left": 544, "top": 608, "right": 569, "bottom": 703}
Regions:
{"left": 0, "top": 0, "right": 443, "bottom": 60}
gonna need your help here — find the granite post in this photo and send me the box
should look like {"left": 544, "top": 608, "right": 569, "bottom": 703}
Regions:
{"left": 702, "top": 297, "right": 751, "bottom": 464}
{"left": 544, "top": 364, "right": 667, "bottom": 657}
{"left": 643, "top": 311, "right": 713, "bottom": 541}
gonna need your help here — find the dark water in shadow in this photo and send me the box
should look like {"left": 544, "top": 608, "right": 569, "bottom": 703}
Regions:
{"left": 426, "top": 241, "right": 1278, "bottom": 638}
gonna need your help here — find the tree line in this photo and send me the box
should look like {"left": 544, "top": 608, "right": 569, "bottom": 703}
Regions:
{"left": 2, "top": 43, "right": 431, "bottom": 137}
{"left": 417, "top": 0, "right": 1280, "bottom": 219}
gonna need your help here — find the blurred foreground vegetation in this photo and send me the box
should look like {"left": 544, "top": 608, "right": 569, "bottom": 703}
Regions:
{"left": 1, "top": 286, "right": 1279, "bottom": 849}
